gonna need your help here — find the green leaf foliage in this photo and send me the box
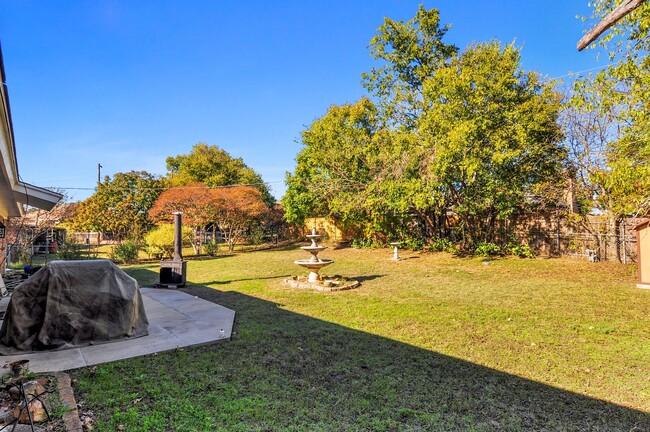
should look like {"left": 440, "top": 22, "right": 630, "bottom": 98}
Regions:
{"left": 362, "top": 5, "right": 457, "bottom": 128}
{"left": 166, "top": 143, "right": 275, "bottom": 206}
{"left": 419, "top": 41, "right": 565, "bottom": 244}
{"left": 110, "top": 241, "right": 139, "bottom": 264}
{"left": 144, "top": 224, "right": 193, "bottom": 259}
{"left": 282, "top": 98, "right": 381, "bottom": 226}
{"left": 568, "top": 1, "right": 650, "bottom": 217}
{"left": 71, "top": 171, "right": 165, "bottom": 241}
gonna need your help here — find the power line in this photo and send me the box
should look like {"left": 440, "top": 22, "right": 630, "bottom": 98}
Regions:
{"left": 41, "top": 180, "right": 286, "bottom": 193}
{"left": 550, "top": 63, "right": 614, "bottom": 80}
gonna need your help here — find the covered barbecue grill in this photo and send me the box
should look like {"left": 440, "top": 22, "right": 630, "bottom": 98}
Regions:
{"left": 0, "top": 259, "right": 149, "bottom": 354}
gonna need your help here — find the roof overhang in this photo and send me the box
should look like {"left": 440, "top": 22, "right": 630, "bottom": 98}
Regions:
{"left": 13, "top": 181, "right": 62, "bottom": 212}
{"left": 0, "top": 43, "right": 62, "bottom": 218}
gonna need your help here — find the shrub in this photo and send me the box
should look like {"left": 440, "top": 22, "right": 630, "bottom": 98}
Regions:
{"left": 145, "top": 224, "right": 193, "bottom": 259}
{"left": 247, "top": 225, "right": 266, "bottom": 245}
{"left": 352, "top": 238, "right": 381, "bottom": 249}
{"left": 428, "top": 238, "right": 456, "bottom": 253}
{"left": 507, "top": 243, "right": 536, "bottom": 259}
{"left": 8, "top": 245, "right": 33, "bottom": 268}
{"left": 203, "top": 240, "right": 219, "bottom": 257}
{"left": 404, "top": 237, "right": 424, "bottom": 251}
{"left": 57, "top": 239, "right": 83, "bottom": 260}
{"left": 473, "top": 242, "right": 502, "bottom": 257}
{"left": 110, "top": 241, "right": 139, "bottom": 264}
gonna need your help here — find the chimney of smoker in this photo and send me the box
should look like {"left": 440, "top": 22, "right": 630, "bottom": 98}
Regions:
{"left": 173, "top": 212, "right": 183, "bottom": 261}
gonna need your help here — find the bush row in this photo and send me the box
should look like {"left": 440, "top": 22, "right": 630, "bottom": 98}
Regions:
{"left": 353, "top": 238, "right": 535, "bottom": 258}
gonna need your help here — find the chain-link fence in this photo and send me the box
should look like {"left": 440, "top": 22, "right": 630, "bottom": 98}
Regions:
{"left": 517, "top": 215, "right": 640, "bottom": 263}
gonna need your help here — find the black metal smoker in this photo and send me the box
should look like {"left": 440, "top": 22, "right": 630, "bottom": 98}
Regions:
{"left": 159, "top": 212, "right": 187, "bottom": 287}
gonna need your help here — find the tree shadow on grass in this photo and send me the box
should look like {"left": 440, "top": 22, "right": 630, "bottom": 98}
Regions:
{"left": 200, "top": 275, "right": 292, "bottom": 286}
{"left": 395, "top": 255, "right": 421, "bottom": 261}
{"left": 349, "top": 274, "right": 384, "bottom": 283}
{"left": 81, "top": 270, "right": 650, "bottom": 431}
{"left": 182, "top": 284, "right": 650, "bottom": 431}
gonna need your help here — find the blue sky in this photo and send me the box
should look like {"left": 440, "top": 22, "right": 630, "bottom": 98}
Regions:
{"left": 1, "top": 1, "right": 605, "bottom": 202}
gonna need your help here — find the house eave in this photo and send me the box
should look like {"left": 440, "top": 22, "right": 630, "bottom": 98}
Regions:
{"left": 0, "top": 42, "right": 62, "bottom": 219}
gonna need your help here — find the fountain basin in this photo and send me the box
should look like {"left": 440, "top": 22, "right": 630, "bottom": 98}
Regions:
{"left": 300, "top": 246, "right": 327, "bottom": 253}
{"left": 294, "top": 258, "right": 334, "bottom": 267}
{"left": 301, "top": 245, "right": 327, "bottom": 250}
{"left": 294, "top": 258, "right": 333, "bottom": 282}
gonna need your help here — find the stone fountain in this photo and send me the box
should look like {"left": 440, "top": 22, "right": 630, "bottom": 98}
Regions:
{"left": 294, "top": 227, "right": 333, "bottom": 282}
{"left": 285, "top": 227, "right": 360, "bottom": 292}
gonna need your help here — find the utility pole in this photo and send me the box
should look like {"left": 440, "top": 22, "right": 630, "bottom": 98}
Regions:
{"left": 97, "top": 163, "right": 102, "bottom": 186}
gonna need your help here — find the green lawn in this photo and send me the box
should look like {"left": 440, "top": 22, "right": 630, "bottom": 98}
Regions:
{"left": 72, "top": 247, "right": 650, "bottom": 431}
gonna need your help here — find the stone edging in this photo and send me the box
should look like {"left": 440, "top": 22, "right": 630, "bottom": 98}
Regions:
{"left": 283, "top": 278, "right": 360, "bottom": 291}
{"left": 54, "top": 372, "right": 83, "bottom": 432}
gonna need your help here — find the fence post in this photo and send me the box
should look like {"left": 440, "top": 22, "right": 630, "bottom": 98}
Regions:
{"left": 622, "top": 222, "right": 627, "bottom": 264}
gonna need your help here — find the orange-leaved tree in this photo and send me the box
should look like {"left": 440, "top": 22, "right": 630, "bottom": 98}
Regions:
{"left": 211, "top": 186, "right": 267, "bottom": 251}
{"left": 148, "top": 184, "right": 216, "bottom": 253}
{"left": 149, "top": 184, "right": 268, "bottom": 253}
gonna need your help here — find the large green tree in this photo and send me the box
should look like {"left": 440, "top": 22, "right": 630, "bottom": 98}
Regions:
{"left": 166, "top": 143, "right": 274, "bottom": 206}
{"left": 71, "top": 171, "right": 164, "bottom": 241}
{"left": 284, "top": 8, "right": 567, "bottom": 246}
{"left": 419, "top": 41, "right": 565, "bottom": 244}
{"left": 284, "top": 98, "right": 429, "bottom": 240}
{"left": 286, "top": 6, "right": 458, "bottom": 238}
{"left": 283, "top": 98, "right": 380, "bottom": 228}
{"left": 362, "top": 5, "right": 457, "bottom": 129}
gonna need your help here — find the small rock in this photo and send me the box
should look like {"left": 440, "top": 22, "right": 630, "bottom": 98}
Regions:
{"left": 14, "top": 399, "right": 47, "bottom": 423}
{"left": 0, "top": 408, "right": 15, "bottom": 424}
{"left": 3, "top": 360, "right": 30, "bottom": 378}
{"left": 8, "top": 386, "right": 19, "bottom": 400}
{"left": 9, "top": 380, "right": 46, "bottom": 401}
{"left": 9, "top": 425, "right": 47, "bottom": 432}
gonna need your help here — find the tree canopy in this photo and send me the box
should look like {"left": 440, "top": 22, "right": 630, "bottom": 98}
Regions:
{"left": 566, "top": 1, "right": 650, "bottom": 217}
{"left": 166, "top": 143, "right": 275, "bottom": 206}
{"left": 419, "top": 41, "right": 565, "bottom": 243}
{"left": 71, "top": 171, "right": 164, "bottom": 241}
{"left": 150, "top": 184, "right": 267, "bottom": 252}
{"left": 362, "top": 5, "right": 457, "bottom": 128}
{"left": 283, "top": 98, "right": 381, "bottom": 227}
{"left": 284, "top": 7, "right": 565, "bottom": 246}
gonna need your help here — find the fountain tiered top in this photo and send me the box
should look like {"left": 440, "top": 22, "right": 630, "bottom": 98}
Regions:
{"left": 295, "top": 227, "right": 333, "bottom": 281}
{"left": 301, "top": 228, "right": 327, "bottom": 262}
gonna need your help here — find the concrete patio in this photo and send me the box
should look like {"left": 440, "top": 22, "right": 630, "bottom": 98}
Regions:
{"left": 0, "top": 287, "right": 235, "bottom": 373}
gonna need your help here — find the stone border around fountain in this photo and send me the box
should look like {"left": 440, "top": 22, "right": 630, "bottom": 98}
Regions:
{"left": 283, "top": 276, "right": 360, "bottom": 292}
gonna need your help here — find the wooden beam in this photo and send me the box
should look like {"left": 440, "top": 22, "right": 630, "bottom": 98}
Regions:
{"left": 577, "top": 0, "right": 646, "bottom": 51}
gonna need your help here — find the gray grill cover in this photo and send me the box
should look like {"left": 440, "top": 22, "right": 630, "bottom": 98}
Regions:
{"left": 0, "top": 260, "right": 149, "bottom": 353}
